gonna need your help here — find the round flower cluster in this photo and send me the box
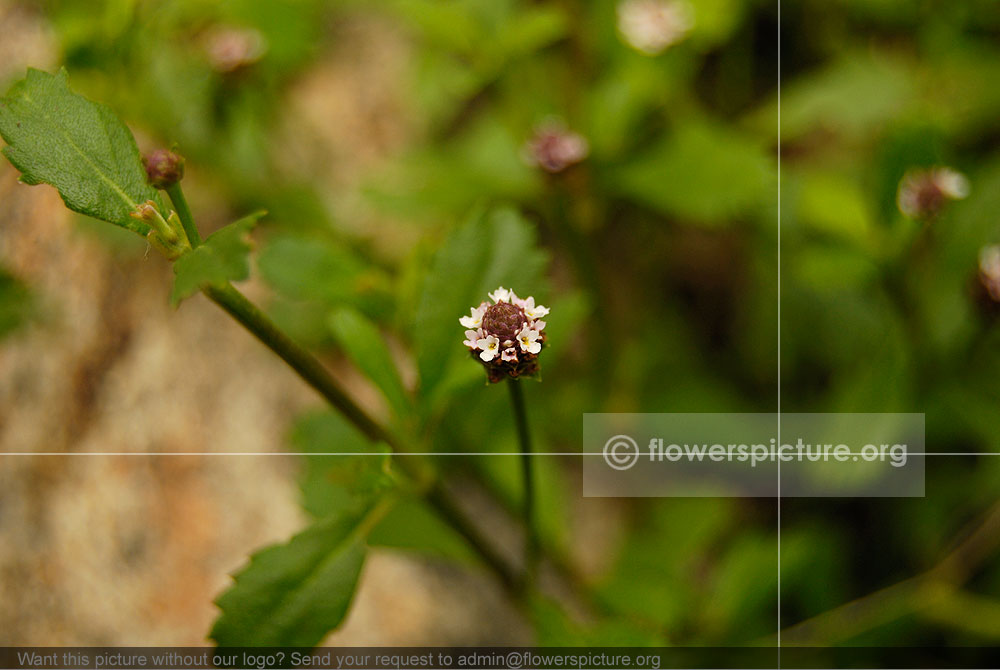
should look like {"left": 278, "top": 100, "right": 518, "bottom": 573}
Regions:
{"left": 897, "top": 166, "right": 969, "bottom": 219}
{"left": 460, "top": 287, "right": 549, "bottom": 383}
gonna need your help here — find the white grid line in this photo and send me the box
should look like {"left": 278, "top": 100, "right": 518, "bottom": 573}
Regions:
{"left": 776, "top": 0, "right": 783, "bottom": 659}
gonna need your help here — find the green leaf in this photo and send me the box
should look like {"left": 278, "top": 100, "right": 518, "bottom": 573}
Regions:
{"left": 171, "top": 211, "right": 264, "bottom": 306}
{"left": 416, "top": 205, "right": 548, "bottom": 400}
{"left": 367, "top": 495, "right": 478, "bottom": 563}
{"left": 292, "top": 410, "right": 394, "bottom": 520}
{"left": 209, "top": 508, "right": 376, "bottom": 647}
{"left": 0, "top": 68, "right": 165, "bottom": 235}
{"left": 257, "top": 235, "right": 390, "bottom": 311}
{"left": 328, "top": 307, "right": 411, "bottom": 419}
{"left": 613, "top": 119, "right": 774, "bottom": 224}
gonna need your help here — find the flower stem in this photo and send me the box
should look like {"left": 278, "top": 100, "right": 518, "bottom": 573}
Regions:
{"left": 201, "top": 281, "right": 519, "bottom": 589}
{"left": 166, "top": 183, "right": 202, "bottom": 247}
{"left": 507, "top": 378, "right": 538, "bottom": 577}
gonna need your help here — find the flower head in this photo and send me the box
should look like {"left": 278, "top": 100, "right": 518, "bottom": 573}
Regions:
{"left": 461, "top": 287, "right": 549, "bottom": 382}
{"left": 143, "top": 149, "right": 185, "bottom": 189}
{"left": 617, "top": 0, "right": 694, "bottom": 55}
{"left": 523, "top": 122, "right": 589, "bottom": 174}
{"left": 897, "top": 166, "right": 969, "bottom": 220}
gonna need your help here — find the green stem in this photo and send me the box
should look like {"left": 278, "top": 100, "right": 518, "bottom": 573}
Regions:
{"left": 166, "top": 183, "right": 202, "bottom": 247}
{"left": 203, "top": 283, "right": 391, "bottom": 445}
{"left": 201, "top": 281, "right": 519, "bottom": 589}
{"left": 507, "top": 378, "right": 538, "bottom": 577}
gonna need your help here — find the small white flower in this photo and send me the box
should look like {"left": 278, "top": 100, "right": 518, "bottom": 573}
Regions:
{"left": 501, "top": 347, "right": 518, "bottom": 363}
{"left": 464, "top": 329, "right": 481, "bottom": 349}
{"left": 489, "top": 286, "right": 512, "bottom": 304}
{"left": 522, "top": 296, "right": 549, "bottom": 320}
{"left": 517, "top": 326, "right": 542, "bottom": 354}
{"left": 532, "top": 319, "right": 547, "bottom": 332}
{"left": 936, "top": 168, "right": 970, "bottom": 200}
{"left": 478, "top": 335, "right": 500, "bottom": 361}
{"left": 460, "top": 305, "right": 486, "bottom": 329}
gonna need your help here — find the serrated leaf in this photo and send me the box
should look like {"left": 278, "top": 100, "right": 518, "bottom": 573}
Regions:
{"left": 416, "top": 206, "right": 548, "bottom": 400}
{"left": 171, "top": 211, "right": 264, "bottom": 306}
{"left": 328, "top": 307, "right": 410, "bottom": 419}
{"left": 0, "top": 68, "right": 165, "bottom": 235}
{"left": 209, "top": 508, "right": 374, "bottom": 647}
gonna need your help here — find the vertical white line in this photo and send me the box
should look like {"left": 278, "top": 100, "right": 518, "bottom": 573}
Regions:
{"left": 776, "top": 0, "right": 783, "bottom": 662}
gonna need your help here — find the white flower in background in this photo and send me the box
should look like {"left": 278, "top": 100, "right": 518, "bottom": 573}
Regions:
{"left": 477, "top": 334, "right": 500, "bottom": 362}
{"left": 979, "top": 245, "right": 1000, "bottom": 302}
{"left": 460, "top": 304, "right": 486, "bottom": 329}
{"left": 897, "top": 166, "right": 969, "bottom": 219}
{"left": 203, "top": 26, "right": 267, "bottom": 73}
{"left": 460, "top": 286, "right": 550, "bottom": 382}
{"left": 617, "top": 0, "right": 694, "bottom": 55}
{"left": 523, "top": 121, "right": 589, "bottom": 174}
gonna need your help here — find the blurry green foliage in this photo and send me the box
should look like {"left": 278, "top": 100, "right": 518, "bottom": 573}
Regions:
{"left": 6, "top": 0, "right": 1000, "bottom": 652}
{"left": 0, "top": 268, "right": 33, "bottom": 339}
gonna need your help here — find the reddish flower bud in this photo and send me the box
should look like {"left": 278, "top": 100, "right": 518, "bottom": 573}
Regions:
{"left": 143, "top": 149, "right": 185, "bottom": 189}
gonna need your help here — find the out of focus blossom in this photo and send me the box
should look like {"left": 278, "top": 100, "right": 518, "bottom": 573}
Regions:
{"left": 523, "top": 122, "right": 589, "bottom": 174}
{"left": 979, "top": 245, "right": 1000, "bottom": 302}
{"left": 204, "top": 27, "right": 267, "bottom": 73}
{"left": 617, "top": 0, "right": 693, "bottom": 55}
{"left": 896, "top": 167, "right": 969, "bottom": 220}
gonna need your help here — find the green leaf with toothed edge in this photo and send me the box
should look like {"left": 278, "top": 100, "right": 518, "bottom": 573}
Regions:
{"left": 209, "top": 507, "right": 376, "bottom": 647}
{"left": 0, "top": 68, "right": 166, "bottom": 235}
{"left": 171, "top": 211, "right": 266, "bottom": 306}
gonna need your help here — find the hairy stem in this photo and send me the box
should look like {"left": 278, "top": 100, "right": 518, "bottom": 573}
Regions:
{"left": 166, "top": 183, "right": 202, "bottom": 247}
{"left": 508, "top": 378, "right": 538, "bottom": 577}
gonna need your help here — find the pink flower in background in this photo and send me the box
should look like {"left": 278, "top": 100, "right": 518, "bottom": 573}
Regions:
{"left": 523, "top": 122, "right": 589, "bottom": 174}
{"left": 897, "top": 166, "right": 969, "bottom": 219}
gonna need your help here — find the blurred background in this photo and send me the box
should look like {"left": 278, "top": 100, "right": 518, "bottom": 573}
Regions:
{"left": 1, "top": 0, "right": 1000, "bottom": 655}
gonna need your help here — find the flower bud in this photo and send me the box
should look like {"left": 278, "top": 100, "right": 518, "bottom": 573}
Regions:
{"left": 143, "top": 149, "right": 185, "bottom": 189}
